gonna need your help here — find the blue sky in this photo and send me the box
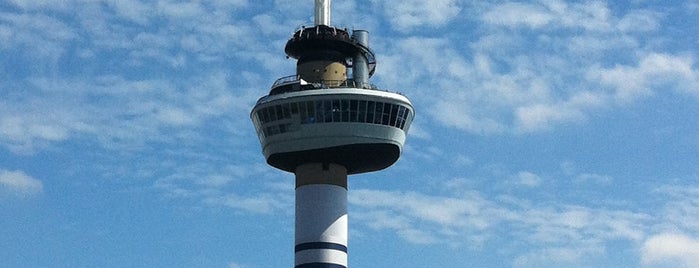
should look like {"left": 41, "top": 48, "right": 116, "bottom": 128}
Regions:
{"left": 1, "top": 0, "right": 699, "bottom": 267}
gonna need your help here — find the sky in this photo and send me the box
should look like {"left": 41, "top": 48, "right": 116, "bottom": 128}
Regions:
{"left": 1, "top": 0, "right": 699, "bottom": 267}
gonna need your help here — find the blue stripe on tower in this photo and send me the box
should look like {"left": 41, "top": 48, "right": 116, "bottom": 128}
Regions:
{"left": 295, "top": 242, "right": 348, "bottom": 253}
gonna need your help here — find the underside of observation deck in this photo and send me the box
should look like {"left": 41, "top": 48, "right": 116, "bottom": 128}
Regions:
{"left": 267, "top": 143, "right": 399, "bottom": 174}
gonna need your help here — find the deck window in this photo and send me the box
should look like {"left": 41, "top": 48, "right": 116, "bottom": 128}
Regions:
{"left": 256, "top": 98, "right": 412, "bottom": 137}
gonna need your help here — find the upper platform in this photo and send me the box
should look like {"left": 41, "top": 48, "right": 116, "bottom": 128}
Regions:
{"left": 284, "top": 25, "right": 376, "bottom": 77}
{"left": 267, "top": 75, "right": 376, "bottom": 96}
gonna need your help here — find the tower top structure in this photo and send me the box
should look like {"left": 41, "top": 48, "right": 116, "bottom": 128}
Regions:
{"left": 249, "top": 1, "right": 414, "bottom": 267}
{"left": 251, "top": 0, "right": 414, "bottom": 175}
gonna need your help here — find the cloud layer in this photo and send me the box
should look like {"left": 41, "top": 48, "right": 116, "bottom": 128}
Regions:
{"left": 374, "top": 1, "right": 699, "bottom": 134}
{"left": 1, "top": 1, "right": 698, "bottom": 267}
{"left": 0, "top": 169, "right": 43, "bottom": 197}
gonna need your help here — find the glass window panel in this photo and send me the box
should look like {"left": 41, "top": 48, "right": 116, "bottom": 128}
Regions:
{"left": 349, "top": 100, "right": 358, "bottom": 122}
{"left": 374, "top": 102, "right": 383, "bottom": 124}
{"left": 396, "top": 106, "right": 405, "bottom": 128}
{"left": 299, "top": 101, "right": 308, "bottom": 124}
{"left": 283, "top": 103, "right": 291, "bottom": 119}
{"left": 358, "top": 100, "right": 367, "bottom": 122}
{"left": 389, "top": 104, "right": 398, "bottom": 127}
{"left": 307, "top": 101, "right": 316, "bottom": 123}
{"left": 262, "top": 108, "right": 270, "bottom": 123}
{"left": 255, "top": 113, "right": 263, "bottom": 129}
{"left": 401, "top": 108, "right": 412, "bottom": 129}
{"left": 291, "top": 102, "right": 299, "bottom": 114}
{"left": 366, "top": 101, "right": 375, "bottom": 123}
{"left": 256, "top": 110, "right": 265, "bottom": 124}
{"left": 275, "top": 105, "right": 283, "bottom": 120}
{"left": 314, "top": 101, "right": 321, "bottom": 123}
{"left": 332, "top": 99, "right": 341, "bottom": 122}
{"left": 383, "top": 103, "right": 392, "bottom": 125}
{"left": 323, "top": 100, "right": 332, "bottom": 123}
{"left": 341, "top": 99, "right": 349, "bottom": 122}
{"left": 269, "top": 106, "right": 277, "bottom": 122}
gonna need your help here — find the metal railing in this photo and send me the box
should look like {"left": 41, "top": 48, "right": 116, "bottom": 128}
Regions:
{"left": 271, "top": 75, "right": 299, "bottom": 88}
{"left": 256, "top": 75, "right": 406, "bottom": 105}
{"left": 271, "top": 75, "right": 375, "bottom": 90}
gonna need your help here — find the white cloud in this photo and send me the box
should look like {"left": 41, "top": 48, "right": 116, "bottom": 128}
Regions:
{"left": 228, "top": 262, "right": 248, "bottom": 268}
{"left": 513, "top": 171, "right": 542, "bottom": 187}
{"left": 513, "top": 246, "right": 596, "bottom": 268}
{"left": 153, "top": 160, "right": 293, "bottom": 215}
{"left": 5, "top": 0, "right": 73, "bottom": 11}
{"left": 156, "top": 1, "right": 205, "bottom": 19}
{"left": 0, "top": 169, "right": 43, "bottom": 197}
{"left": 210, "top": 193, "right": 291, "bottom": 214}
{"left": 372, "top": 0, "right": 461, "bottom": 32}
{"left": 590, "top": 53, "right": 699, "bottom": 102}
{"left": 350, "top": 187, "right": 649, "bottom": 259}
{"left": 514, "top": 101, "right": 586, "bottom": 133}
{"left": 482, "top": 2, "right": 554, "bottom": 28}
{"left": 104, "top": 0, "right": 153, "bottom": 25}
{"left": 575, "top": 173, "right": 613, "bottom": 184}
{"left": 0, "top": 71, "right": 256, "bottom": 153}
{"left": 642, "top": 233, "right": 699, "bottom": 268}
{"left": 617, "top": 10, "right": 661, "bottom": 32}
{"left": 0, "top": 12, "right": 76, "bottom": 72}
{"left": 375, "top": 1, "right": 698, "bottom": 135}
{"left": 0, "top": 0, "right": 274, "bottom": 150}
{"left": 655, "top": 186, "right": 699, "bottom": 234}
{"left": 482, "top": 1, "right": 615, "bottom": 32}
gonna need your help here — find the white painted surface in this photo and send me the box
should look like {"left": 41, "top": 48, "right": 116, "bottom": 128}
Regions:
{"left": 295, "top": 184, "right": 348, "bottom": 266}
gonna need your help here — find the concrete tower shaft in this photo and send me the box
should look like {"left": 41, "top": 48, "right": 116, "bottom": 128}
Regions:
{"left": 295, "top": 163, "right": 347, "bottom": 267}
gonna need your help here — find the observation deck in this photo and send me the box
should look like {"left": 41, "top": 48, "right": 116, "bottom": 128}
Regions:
{"left": 251, "top": 79, "right": 414, "bottom": 174}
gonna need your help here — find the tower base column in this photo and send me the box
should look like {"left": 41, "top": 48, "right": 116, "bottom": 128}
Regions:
{"left": 295, "top": 163, "right": 348, "bottom": 268}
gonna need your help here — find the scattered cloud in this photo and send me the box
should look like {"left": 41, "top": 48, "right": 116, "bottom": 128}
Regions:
{"left": 350, "top": 187, "right": 649, "bottom": 263}
{"left": 153, "top": 161, "right": 294, "bottom": 215}
{"left": 0, "top": 169, "right": 43, "bottom": 197}
{"left": 574, "top": 173, "right": 613, "bottom": 185}
{"left": 482, "top": 2, "right": 555, "bottom": 29}
{"left": 512, "top": 171, "right": 542, "bottom": 187}
{"left": 369, "top": 1, "right": 699, "bottom": 135}
{"left": 372, "top": 0, "right": 462, "bottom": 32}
{"left": 482, "top": 1, "right": 616, "bottom": 32}
{"left": 642, "top": 233, "right": 699, "bottom": 268}
{"left": 590, "top": 53, "right": 699, "bottom": 102}
{"left": 513, "top": 246, "right": 598, "bottom": 268}
{"left": 654, "top": 186, "right": 699, "bottom": 235}
{"left": 228, "top": 262, "right": 249, "bottom": 268}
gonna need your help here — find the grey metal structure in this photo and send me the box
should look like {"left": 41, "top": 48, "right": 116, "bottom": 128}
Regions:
{"left": 250, "top": 1, "right": 414, "bottom": 267}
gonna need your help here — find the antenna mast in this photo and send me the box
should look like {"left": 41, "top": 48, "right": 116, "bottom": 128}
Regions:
{"left": 314, "top": 0, "right": 331, "bottom": 26}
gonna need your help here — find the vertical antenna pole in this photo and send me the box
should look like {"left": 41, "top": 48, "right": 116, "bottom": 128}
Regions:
{"left": 314, "top": 0, "right": 331, "bottom": 26}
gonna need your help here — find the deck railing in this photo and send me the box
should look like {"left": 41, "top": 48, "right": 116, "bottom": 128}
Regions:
{"left": 256, "top": 75, "right": 405, "bottom": 105}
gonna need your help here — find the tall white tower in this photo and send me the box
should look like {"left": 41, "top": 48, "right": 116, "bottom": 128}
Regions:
{"left": 251, "top": 1, "right": 414, "bottom": 267}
